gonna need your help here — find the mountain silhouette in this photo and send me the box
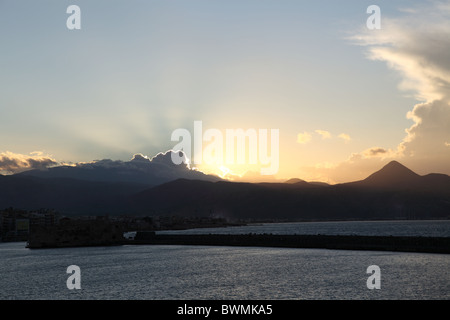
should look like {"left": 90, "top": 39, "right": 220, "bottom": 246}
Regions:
{"left": 421, "top": 173, "right": 450, "bottom": 191}
{"left": 0, "top": 174, "right": 149, "bottom": 215}
{"left": 355, "top": 161, "right": 420, "bottom": 188}
{"left": 130, "top": 161, "right": 450, "bottom": 220}
{"left": 1, "top": 160, "right": 449, "bottom": 219}
{"left": 346, "top": 160, "right": 450, "bottom": 192}
{"left": 285, "top": 178, "right": 307, "bottom": 184}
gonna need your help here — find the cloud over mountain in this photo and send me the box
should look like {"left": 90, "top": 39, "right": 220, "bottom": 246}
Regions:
{"left": 0, "top": 151, "right": 59, "bottom": 174}
{"left": 17, "top": 150, "right": 220, "bottom": 186}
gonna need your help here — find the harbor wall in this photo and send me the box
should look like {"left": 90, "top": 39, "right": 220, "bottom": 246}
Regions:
{"left": 128, "top": 233, "right": 450, "bottom": 254}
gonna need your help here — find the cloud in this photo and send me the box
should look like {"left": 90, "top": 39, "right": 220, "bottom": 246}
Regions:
{"left": 149, "top": 150, "right": 189, "bottom": 168}
{"left": 297, "top": 144, "right": 403, "bottom": 184}
{"left": 341, "top": 0, "right": 450, "bottom": 175}
{"left": 297, "top": 132, "right": 312, "bottom": 144}
{"left": 299, "top": 151, "right": 397, "bottom": 184}
{"left": 297, "top": 130, "right": 351, "bottom": 145}
{"left": 361, "top": 147, "right": 392, "bottom": 158}
{"left": 74, "top": 150, "right": 192, "bottom": 173}
{"left": 0, "top": 151, "right": 59, "bottom": 174}
{"left": 216, "top": 166, "right": 243, "bottom": 181}
{"left": 303, "top": 1, "right": 450, "bottom": 182}
{"left": 131, "top": 153, "right": 149, "bottom": 162}
{"left": 315, "top": 130, "right": 332, "bottom": 139}
{"left": 13, "top": 150, "right": 221, "bottom": 185}
{"left": 338, "top": 133, "right": 351, "bottom": 142}
{"left": 363, "top": 148, "right": 387, "bottom": 157}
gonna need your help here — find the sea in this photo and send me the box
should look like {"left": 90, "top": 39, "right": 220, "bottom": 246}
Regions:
{"left": 1, "top": 220, "right": 449, "bottom": 300}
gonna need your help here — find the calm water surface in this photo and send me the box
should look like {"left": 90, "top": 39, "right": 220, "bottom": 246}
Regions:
{"left": 0, "top": 242, "right": 449, "bottom": 300}
{"left": 1, "top": 221, "right": 449, "bottom": 300}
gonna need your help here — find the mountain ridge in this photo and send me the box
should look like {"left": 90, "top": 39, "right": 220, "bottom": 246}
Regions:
{"left": 341, "top": 160, "right": 450, "bottom": 192}
{"left": 1, "top": 160, "right": 449, "bottom": 219}
{"left": 129, "top": 161, "right": 450, "bottom": 220}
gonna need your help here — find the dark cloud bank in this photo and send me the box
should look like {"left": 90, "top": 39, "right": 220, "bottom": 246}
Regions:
{"left": 15, "top": 150, "right": 220, "bottom": 186}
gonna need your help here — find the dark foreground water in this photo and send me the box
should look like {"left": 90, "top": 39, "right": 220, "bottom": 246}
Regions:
{"left": 1, "top": 221, "right": 449, "bottom": 300}
{"left": 0, "top": 243, "right": 449, "bottom": 300}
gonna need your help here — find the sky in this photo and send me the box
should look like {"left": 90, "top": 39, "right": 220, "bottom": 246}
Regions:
{"left": 1, "top": 0, "right": 449, "bottom": 183}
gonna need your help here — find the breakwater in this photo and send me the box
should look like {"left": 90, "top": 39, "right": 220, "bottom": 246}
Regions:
{"left": 127, "top": 234, "right": 450, "bottom": 254}
{"left": 26, "top": 222, "right": 450, "bottom": 253}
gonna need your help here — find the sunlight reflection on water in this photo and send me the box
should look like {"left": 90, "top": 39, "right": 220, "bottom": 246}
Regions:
{"left": 0, "top": 241, "right": 449, "bottom": 300}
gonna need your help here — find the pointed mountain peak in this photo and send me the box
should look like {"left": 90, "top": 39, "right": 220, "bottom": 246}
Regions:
{"left": 361, "top": 160, "right": 420, "bottom": 187}
{"left": 382, "top": 160, "right": 411, "bottom": 170}
{"left": 379, "top": 161, "right": 419, "bottom": 177}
